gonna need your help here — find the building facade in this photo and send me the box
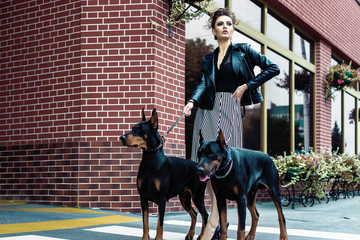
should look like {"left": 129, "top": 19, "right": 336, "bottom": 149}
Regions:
{"left": 0, "top": 0, "right": 359, "bottom": 213}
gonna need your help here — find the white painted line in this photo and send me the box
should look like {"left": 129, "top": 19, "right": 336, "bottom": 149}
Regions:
{"left": 165, "top": 220, "right": 360, "bottom": 240}
{"left": 0, "top": 236, "right": 68, "bottom": 240}
{"left": 84, "top": 225, "right": 236, "bottom": 240}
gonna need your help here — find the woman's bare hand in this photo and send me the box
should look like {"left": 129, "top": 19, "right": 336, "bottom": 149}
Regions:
{"left": 232, "top": 84, "right": 248, "bottom": 102}
{"left": 183, "top": 102, "right": 194, "bottom": 117}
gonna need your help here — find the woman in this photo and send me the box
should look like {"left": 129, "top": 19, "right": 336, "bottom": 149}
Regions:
{"left": 183, "top": 8, "right": 280, "bottom": 239}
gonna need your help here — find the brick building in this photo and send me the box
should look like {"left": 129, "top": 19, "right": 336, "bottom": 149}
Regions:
{"left": 1, "top": 0, "right": 359, "bottom": 213}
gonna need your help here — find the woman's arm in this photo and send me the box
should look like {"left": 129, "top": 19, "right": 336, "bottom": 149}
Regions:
{"left": 243, "top": 44, "right": 280, "bottom": 90}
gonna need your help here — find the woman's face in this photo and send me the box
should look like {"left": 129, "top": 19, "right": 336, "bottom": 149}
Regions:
{"left": 212, "top": 15, "right": 234, "bottom": 41}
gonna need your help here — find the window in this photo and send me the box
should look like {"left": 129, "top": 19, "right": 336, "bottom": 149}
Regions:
{"left": 294, "top": 64, "right": 313, "bottom": 152}
{"left": 232, "top": 0, "right": 262, "bottom": 32}
{"left": 294, "top": 31, "right": 314, "bottom": 63}
{"left": 331, "top": 58, "right": 342, "bottom": 153}
{"left": 358, "top": 100, "right": 360, "bottom": 152}
{"left": 345, "top": 93, "right": 355, "bottom": 154}
{"left": 331, "top": 90, "right": 342, "bottom": 153}
{"left": 185, "top": 0, "right": 317, "bottom": 157}
{"left": 233, "top": 31, "right": 262, "bottom": 150}
{"left": 267, "top": 12, "right": 290, "bottom": 49}
{"left": 330, "top": 57, "right": 359, "bottom": 154}
{"left": 266, "top": 49, "right": 290, "bottom": 156}
{"left": 212, "top": 0, "right": 225, "bottom": 8}
{"left": 185, "top": 6, "right": 217, "bottom": 46}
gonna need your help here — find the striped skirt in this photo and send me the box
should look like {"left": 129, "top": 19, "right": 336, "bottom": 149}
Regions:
{"left": 191, "top": 92, "right": 243, "bottom": 162}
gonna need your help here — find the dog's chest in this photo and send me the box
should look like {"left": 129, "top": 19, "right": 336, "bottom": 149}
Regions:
{"left": 137, "top": 161, "right": 169, "bottom": 193}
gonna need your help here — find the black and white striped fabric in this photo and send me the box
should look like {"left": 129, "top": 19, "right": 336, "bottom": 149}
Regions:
{"left": 191, "top": 92, "right": 243, "bottom": 162}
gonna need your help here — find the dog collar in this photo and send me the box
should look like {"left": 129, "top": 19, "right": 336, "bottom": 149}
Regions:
{"left": 142, "top": 136, "right": 164, "bottom": 152}
{"left": 214, "top": 148, "right": 233, "bottom": 179}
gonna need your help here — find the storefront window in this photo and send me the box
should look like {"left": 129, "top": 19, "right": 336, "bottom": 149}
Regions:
{"left": 185, "top": 7, "right": 217, "bottom": 46}
{"left": 267, "top": 12, "right": 290, "bottom": 49}
{"left": 345, "top": 93, "right": 355, "bottom": 154}
{"left": 233, "top": 31, "right": 261, "bottom": 150}
{"left": 331, "top": 91, "right": 342, "bottom": 153}
{"left": 232, "top": 0, "right": 262, "bottom": 32}
{"left": 294, "top": 64, "right": 312, "bottom": 152}
{"left": 185, "top": 11, "right": 216, "bottom": 159}
{"left": 330, "top": 58, "right": 342, "bottom": 153}
{"left": 294, "top": 32, "right": 314, "bottom": 63}
{"left": 185, "top": 2, "right": 318, "bottom": 156}
{"left": 266, "top": 49, "right": 290, "bottom": 156}
{"left": 213, "top": 0, "right": 225, "bottom": 8}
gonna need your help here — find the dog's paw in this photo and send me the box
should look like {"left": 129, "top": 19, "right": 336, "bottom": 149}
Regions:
{"left": 245, "top": 235, "right": 255, "bottom": 240}
{"left": 185, "top": 234, "right": 194, "bottom": 240}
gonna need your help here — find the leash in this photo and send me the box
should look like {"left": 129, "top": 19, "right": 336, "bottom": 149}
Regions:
{"left": 162, "top": 113, "right": 186, "bottom": 139}
{"left": 144, "top": 113, "right": 185, "bottom": 152}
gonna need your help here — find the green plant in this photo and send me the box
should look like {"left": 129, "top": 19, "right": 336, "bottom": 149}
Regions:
{"left": 325, "top": 61, "right": 360, "bottom": 99}
{"left": 273, "top": 149, "right": 360, "bottom": 198}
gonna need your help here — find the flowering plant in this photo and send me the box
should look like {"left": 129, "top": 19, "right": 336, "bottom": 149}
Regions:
{"left": 167, "top": 0, "right": 212, "bottom": 27}
{"left": 273, "top": 149, "right": 360, "bottom": 199}
{"left": 325, "top": 61, "right": 360, "bottom": 99}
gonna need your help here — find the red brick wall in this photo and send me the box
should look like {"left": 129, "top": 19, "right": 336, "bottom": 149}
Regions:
{"left": 314, "top": 40, "right": 332, "bottom": 152}
{"left": 1, "top": 0, "right": 187, "bottom": 213}
{"left": 78, "top": 0, "right": 187, "bottom": 212}
{"left": 0, "top": 0, "right": 82, "bottom": 145}
{"left": 0, "top": 0, "right": 81, "bottom": 208}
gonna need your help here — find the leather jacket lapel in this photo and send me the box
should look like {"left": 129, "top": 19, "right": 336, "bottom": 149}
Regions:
{"left": 203, "top": 51, "right": 215, "bottom": 86}
{"left": 232, "top": 45, "right": 245, "bottom": 82}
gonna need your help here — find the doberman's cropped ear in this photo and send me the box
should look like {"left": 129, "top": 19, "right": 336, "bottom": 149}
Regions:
{"left": 217, "top": 129, "right": 226, "bottom": 149}
{"left": 199, "top": 129, "right": 204, "bottom": 144}
{"left": 142, "top": 108, "right": 146, "bottom": 122}
{"left": 150, "top": 108, "right": 158, "bottom": 129}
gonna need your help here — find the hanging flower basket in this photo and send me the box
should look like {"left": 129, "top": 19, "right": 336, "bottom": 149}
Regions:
{"left": 325, "top": 61, "right": 360, "bottom": 99}
{"left": 167, "top": 0, "right": 212, "bottom": 27}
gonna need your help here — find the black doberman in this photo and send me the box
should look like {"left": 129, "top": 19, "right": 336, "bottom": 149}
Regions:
{"left": 120, "top": 108, "right": 208, "bottom": 240}
{"left": 197, "top": 130, "right": 289, "bottom": 240}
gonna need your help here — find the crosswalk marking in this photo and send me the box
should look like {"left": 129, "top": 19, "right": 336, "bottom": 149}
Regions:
{"left": 2, "top": 219, "right": 360, "bottom": 240}
{"left": 0, "top": 236, "right": 67, "bottom": 240}
{"left": 165, "top": 220, "right": 360, "bottom": 240}
{"left": 84, "top": 225, "right": 236, "bottom": 240}
{"left": 85, "top": 225, "right": 190, "bottom": 240}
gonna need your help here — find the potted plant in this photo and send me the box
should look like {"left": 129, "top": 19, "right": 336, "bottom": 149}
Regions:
{"left": 325, "top": 61, "right": 360, "bottom": 99}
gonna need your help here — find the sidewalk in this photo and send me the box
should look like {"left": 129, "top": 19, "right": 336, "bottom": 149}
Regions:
{"left": 0, "top": 196, "right": 359, "bottom": 239}
{"left": 162, "top": 195, "right": 360, "bottom": 239}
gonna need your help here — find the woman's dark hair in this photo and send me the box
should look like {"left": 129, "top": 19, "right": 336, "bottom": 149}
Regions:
{"left": 206, "top": 8, "right": 238, "bottom": 40}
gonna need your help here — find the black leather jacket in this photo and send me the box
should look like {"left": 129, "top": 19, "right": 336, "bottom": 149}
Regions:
{"left": 189, "top": 43, "right": 280, "bottom": 110}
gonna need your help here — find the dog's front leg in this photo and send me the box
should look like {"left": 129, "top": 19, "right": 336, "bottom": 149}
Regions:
{"left": 237, "top": 195, "right": 246, "bottom": 240}
{"left": 140, "top": 197, "right": 150, "bottom": 240}
{"left": 155, "top": 199, "right": 166, "bottom": 240}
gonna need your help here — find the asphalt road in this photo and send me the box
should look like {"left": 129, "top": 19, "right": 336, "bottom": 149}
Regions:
{"left": 0, "top": 195, "right": 359, "bottom": 240}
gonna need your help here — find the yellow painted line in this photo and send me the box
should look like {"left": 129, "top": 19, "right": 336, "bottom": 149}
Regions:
{"left": 0, "top": 207, "right": 110, "bottom": 214}
{"left": 0, "top": 215, "right": 141, "bottom": 234}
{"left": 0, "top": 201, "right": 26, "bottom": 206}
